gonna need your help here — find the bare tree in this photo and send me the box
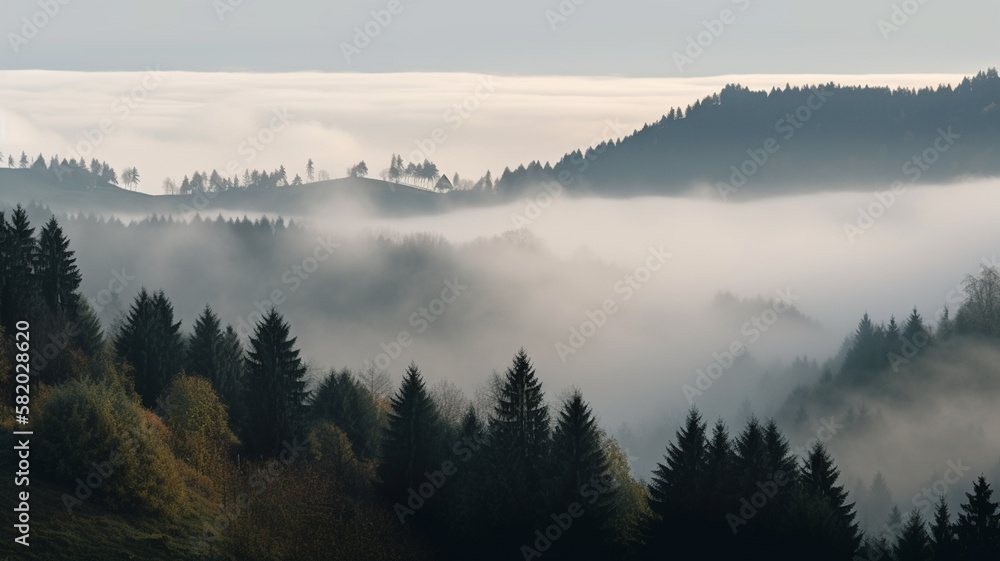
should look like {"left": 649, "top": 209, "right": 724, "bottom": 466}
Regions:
{"left": 161, "top": 177, "right": 178, "bottom": 195}
{"left": 472, "top": 370, "right": 504, "bottom": 422}
{"left": 431, "top": 379, "right": 469, "bottom": 428}
{"left": 356, "top": 364, "right": 393, "bottom": 401}
{"left": 960, "top": 265, "right": 1000, "bottom": 337}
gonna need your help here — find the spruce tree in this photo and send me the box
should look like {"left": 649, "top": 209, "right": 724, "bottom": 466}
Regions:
{"left": 800, "top": 443, "right": 862, "bottom": 557}
{"left": 886, "top": 505, "right": 905, "bottom": 544}
{"left": 114, "top": 289, "right": 184, "bottom": 407}
{"left": 491, "top": 349, "right": 550, "bottom": 468}
{"left": 955, "top": 475, "right": 1000, "bottom": 560}
{"left": 732, "top": 417, "right": 770, "bottom": 493}
{"left": 1, "top": 206, "right": 39, "bottom": 330}
{"left": 151, "top": 289, "right": 184, "bottom": 393}
{"left": 894, "top": 509, "right": 931, "bottom": 561}
{"left": 548, "top": 390, "right": 615, "bottom": 557}
{"left": 216, "top": 325, "right": 246, "bottom": 428}
{"left": 646, "top": 407, "right": 708, "bottom": 557}
{"left": 842, "top": 313, "right": 881, "bottom": 377}
{"left": 649, "top": 407, "right": 707, "bottom": 514}
{"left": 72, "top": 297, "right": 104, "bottom": 356}
{"left": 34, "top": 216, "right": 81, "bottom": 319}
{"left": 243, "top": 308, "right": 307, "bottom": 457}
{"left": 186, "top": 306, "right": 245, "bottom": 429}
{"left": 702, "top": 418, "right": 737, "bottom": 558}
{"left": 866, "top": 472, "right": 895, "bottom": 531}
{"left": 704, "top": 418, "right": 733, "bottom": 491}
{"left": 186, "top": 305, "right": 224, "bottom": 380}
{"left": 903, "top": 307, "right": 929, "bottom": 343}
{"left": 311, "top": 368, "right": 381, "bottom": 460}
{"left": 929, "top": 495, "right": 956, "bottom": 561}
{"left": 379, "top": 362, "right": 444, "bottom": 520}
{"left": 487, "top": 349, "right": 550, "bottom": 549}
{"left": 764, "top": 418, "right": 798, "bottom": 483}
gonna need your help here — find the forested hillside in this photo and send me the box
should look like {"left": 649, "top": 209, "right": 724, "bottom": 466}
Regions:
{"left": 2, "top": 204, "right": 1000, "bottom": 560}
{"left": 495, "top": 69, "right": 1000, "bottom": 198}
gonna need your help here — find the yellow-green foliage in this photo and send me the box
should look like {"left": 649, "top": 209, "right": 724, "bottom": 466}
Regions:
{"left": 162, "top": 374, "right": 239, "bottom": 478}
{"left": 35, "top": 378, "right": 186, "bottom": 518}
{"left": 68, "top": 346, "right": 135, "bottom": 390}
{"left": 603, "top": 434, "right": 653, "bottom": 551}
{"left": 307, "top": 421, "right": 377, "bottom": 494}
{"left": 225, "top": 461, "right": 428, "bottom": 561}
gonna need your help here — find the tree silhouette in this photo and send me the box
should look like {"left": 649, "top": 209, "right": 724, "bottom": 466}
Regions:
{"left": 379, "top": 362, "right": 444, "bottom": 523}
{"left": 35, "top": 216, "right": 82, "bottom": 319}
{"left": 242, "top": 308, "right": 308, "bottom": 457}
{"left": 799, "top": 443, "right": 862, "bottom": 558}
{"left": 930, "top": 495, "right": 957, "bottom": 561}
{"left": 894, "top": 509, "right": 932, "bottom": 561}
{"left": 547, "top": 390, "right": 616, "bottom": 558}
{"left": 114, "top": 288, "right": 184, "bottom": 407}
{"left": 646, "top": 407, "right": 709, "bottom": 556}
{"left": 311, "top": 368, "right": 382, "bottom": 460}
{"left": 0, "top": 206, "right": 40, "bottom": 331}
{"left": 955, "top": 475, "right": 1000, "bottom": 560}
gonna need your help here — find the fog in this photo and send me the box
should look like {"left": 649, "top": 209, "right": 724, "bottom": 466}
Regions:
{"left": 37, "top": 176, "right": 998, "bottom": 506}
{"left": 0, "top": 70, "right": 968, "bottom": 194}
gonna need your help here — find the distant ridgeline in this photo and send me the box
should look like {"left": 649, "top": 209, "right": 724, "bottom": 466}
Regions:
{"left": 493, "top": 69, "right": 1000, "bottom": 199}
{"left": 2, "top": 70, "right": 998, "bottom": 215}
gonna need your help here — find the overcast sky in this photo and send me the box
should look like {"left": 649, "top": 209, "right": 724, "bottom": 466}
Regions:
{"left": 2, "top": 0, "right": 996, "bottom": 76}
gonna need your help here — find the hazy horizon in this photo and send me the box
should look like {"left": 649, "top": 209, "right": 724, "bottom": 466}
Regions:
{"left": 0, "top": 70, "right": 974, "bottom": 194}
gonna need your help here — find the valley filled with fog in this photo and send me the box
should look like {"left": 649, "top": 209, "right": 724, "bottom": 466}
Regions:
{"left": 41, "top": 176, "right": 999, "bottom": 523}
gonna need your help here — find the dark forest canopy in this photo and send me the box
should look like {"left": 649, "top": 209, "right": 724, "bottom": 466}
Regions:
{"left": 494, "top": 69, "right": 1000, "bottom": 199}
{"left": 2, "top": 205, "right": 1000, "bottom": 560}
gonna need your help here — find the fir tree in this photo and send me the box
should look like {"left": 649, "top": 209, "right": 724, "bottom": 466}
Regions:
{"left": 886, "top": 505, "right": 905, "bottom": 544}
{"left": 186, "top": 305, "right": 224, "bottom": 379}
{"left": 704, "top": 418, "right": 733, "bottom": 490}
{"left": 732, "top": 417, "right": 770, "bottom": 493}
{"left": 490, "top": 348, "right": 550, "bottom": 477}
{"left": 487, "top": 349, "right": 551, "bottom": 548}
{"left": 866, "top": 472, "right": 895, "bottom": 531}
{"left": 0, "top": 206, "right": 39, "bottom": 330}
{"left": 764, "top": 418, "right": 798, "bottom": 483}
{"left": 929, "top": 495, "right": 956, "bottom": 561}
{"left": 34, "top": 216, "right": 81, "bottom": 319}
{"left": 646, "top": 407, "right": 709, "bottom": 557}
{"left": 242, "top": 308, "right": 307, "bottom": 457}
{"left": 311, "top": 368, "right": 382, "bottom": 460}
{"left": 800, "top": 443, "right": 863, "bottom": 557}
{"left": 903, "top": 307, "right": 929, "bottom": 343}
{"left": 894, "top": 509, "right": 931, "bottom": 561}
{"left": 649, "top": 407, "right": 707, "bottom": 514}
{"left": 72, "top": 297, "right": 104, "bottom": 356}
{"left": 115, "top": 289, "right": 184, "bottom": 407}
{"left": 186, "top": 306, "right": 245, "bottom": 427}
{"left": 842, "top": 312, "right": 882, "bottom": 376}
{"left": 379, "top": 362, "right": 443, "bottom": 516}
{"left": 955, "top": 475, "right": 1000, "bottom": 560}
{"left": 547, "top": 390, "right": 615, "bottom": 558}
